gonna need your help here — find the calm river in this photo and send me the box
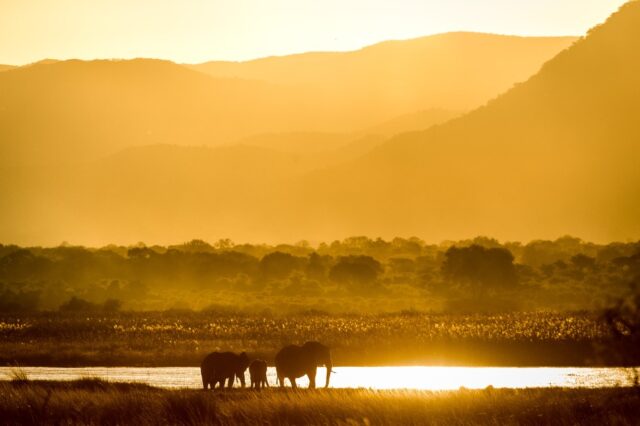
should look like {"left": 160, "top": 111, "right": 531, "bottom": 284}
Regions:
{"left": 1, "top": 366, "right": 637, "bottom": 390}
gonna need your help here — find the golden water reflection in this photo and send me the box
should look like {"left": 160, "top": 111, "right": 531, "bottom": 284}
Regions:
{"left": 1, "top": 367, "right": 636, "bottom": 390}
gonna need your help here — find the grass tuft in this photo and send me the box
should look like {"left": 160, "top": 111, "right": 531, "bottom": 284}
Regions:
{"left": 9, "top": 365, "right": 29, "bottom": 383}
{"left": 0, "top": 380, "right": 639, "bottom": 425}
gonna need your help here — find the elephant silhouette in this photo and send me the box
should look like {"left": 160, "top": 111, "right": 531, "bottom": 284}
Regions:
{"left": 275, "top": 341, "right": 332, "bottom": 389}
{"left": 249, "top": 359, "right": 269, "bottom": 389}
{"left": 200, "top": 351, "right": 250, "bottom": 390}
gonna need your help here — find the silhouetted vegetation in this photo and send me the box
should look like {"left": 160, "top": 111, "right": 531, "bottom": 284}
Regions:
{"left": 0, "top": 236, "right": 637, "bottom": 313}
{"left": 1, "top": 380, "right": 639, "bottom": 425}
{"left": 600, "top": 283, "right": 640, "bottom": 384}
{"left": 0, "top": 310, "right": 628, "bottom": 367}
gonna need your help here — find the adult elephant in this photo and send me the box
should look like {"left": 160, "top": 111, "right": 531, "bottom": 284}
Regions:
{"left": 201, "top": 351, "right": 250, "bottom": 390}
{"left": 275, "top": 341, "right": 332, "bottom": 389}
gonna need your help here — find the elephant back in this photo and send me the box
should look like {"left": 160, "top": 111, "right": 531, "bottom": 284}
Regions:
{"left": 275, "top": 344, "right": 311, "bottom": 377}
{"left": 202, "top": 351, "right": 249, "bottom": 377}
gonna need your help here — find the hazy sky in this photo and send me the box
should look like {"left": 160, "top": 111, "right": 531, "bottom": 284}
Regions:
{"left": 0, "top": 0, "right": 628, "bottom": 65}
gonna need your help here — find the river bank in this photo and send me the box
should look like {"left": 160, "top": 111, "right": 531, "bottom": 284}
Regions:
{"left": 1, "top": 379, "right": 639, "bottom": 425}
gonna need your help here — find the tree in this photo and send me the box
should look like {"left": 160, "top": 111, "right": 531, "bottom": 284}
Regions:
{"left": 306, "top": 252, "right": 331, "bottom": 281}
{"left": 329, "top": 255, "right": 382, "bottom": 291}
{"left": 260, "top": 251, "right": 304, "bottom": 280}
{"left": 59, "top": 296, "right": 96, "bottom": 312}
{"left": 442, "top": 245, "right": 517, "bottom": 297}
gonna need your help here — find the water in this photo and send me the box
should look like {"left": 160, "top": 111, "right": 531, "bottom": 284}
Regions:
{"left": 1, "top": 366, "right": 636, "bottom": 390}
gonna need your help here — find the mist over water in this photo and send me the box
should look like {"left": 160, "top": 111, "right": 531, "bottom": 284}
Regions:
{"left": 2, "top": 367, "right": 636, "bottom": 390}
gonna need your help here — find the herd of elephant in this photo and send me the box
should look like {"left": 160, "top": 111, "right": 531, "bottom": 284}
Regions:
{"left": 201, "top": 341, "right": 333, "bottom": 390}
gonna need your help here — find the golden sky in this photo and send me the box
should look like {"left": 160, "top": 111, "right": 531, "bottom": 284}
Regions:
{"left": 0, "top": 0, "right": 628, "bottom": 65}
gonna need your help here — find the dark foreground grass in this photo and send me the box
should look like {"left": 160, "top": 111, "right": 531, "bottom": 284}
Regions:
{"left": 1, "top": 380, "right": 639, "bottom": 425}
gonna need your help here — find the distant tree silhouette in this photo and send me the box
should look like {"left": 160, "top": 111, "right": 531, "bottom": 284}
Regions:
{"left": 442, "top": 245, "right": 517, "bottom": 297}
{"left": 306, "top": 253, "right": 331, "bottom": 281}
{"left": 0, "top": 288, "right": 41, "bottom": 312}
{"left": 103, "top": 298, "right": 123, "bottom": 312}
{"left": 59, "top": 296, "right": 96, "bottom": 312}
{"left": 329, "top": 255, "right": 382, "bottom": 291}
{"left": 260, "top": 251, "right": 304, "bottom": 280}
{"left": 571, "top": 254, "right": 596, "bottom": 270}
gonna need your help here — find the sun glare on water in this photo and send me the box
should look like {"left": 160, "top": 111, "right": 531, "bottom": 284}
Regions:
{"left": 304, "top": 367, "right": 632, "bottom": 390}
{"left": 2, "top": 366, "right": 635, "bottom": 390}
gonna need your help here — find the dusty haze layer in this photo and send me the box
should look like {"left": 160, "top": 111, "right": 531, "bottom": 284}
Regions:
{"left": 0, "top": 11, "right": 635, "bottom": 245}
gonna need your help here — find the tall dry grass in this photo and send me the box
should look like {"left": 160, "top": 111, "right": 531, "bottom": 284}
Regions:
{"left": 1, "top": 380, "right": 638, "bottom": 425}
{"left": 0, "top": 311, "right": 613, "bottom": 367}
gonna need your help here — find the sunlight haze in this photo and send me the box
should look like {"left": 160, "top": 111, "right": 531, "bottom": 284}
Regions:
{"left": 0, "top": 0, "right": 628, "bottom": 65}
{"left": 1, "top": 2, "right": 640, "bottom": 422}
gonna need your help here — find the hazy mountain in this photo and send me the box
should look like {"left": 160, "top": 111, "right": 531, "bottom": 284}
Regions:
{"left": 46, "top": 2, "right": 626, "bottom": 246}
{"left": 233, "top": 132, "right": 356, "bottom": 154}
{"left": 192, "top": 33, "right": 576, "bottom": 127}
{"left": 235, "top": 109, "right": 462, "bottom": 153}
{"left": 0, "top": 59, "right": 331, "bottom": 165}
{"left": 12, "top": 21, "right": 639, "bottom": 245}
{"left": 364, "top": 109, "right": 462, "bottom": 138}
{"left": 0, "top": 33, "right": 573, "bottom": 168}
{"left": 282, "top": 1, "right": 640, "bottom": 243}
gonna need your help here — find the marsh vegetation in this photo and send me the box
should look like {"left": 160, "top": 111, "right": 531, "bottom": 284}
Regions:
{"left": 0, "top": 310, "right": 626, "bottom": 367}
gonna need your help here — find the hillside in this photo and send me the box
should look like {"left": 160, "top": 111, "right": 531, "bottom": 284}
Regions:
{"left": 192, "top": 33, "right": 576, "bottom": 126}
{"left": 284, "top": 1, "right": 640, "bottom": 243}
{"left": 232, "top": 109, "right": 460, "bottom": 155}
{"left": 0, "top": 65, "right": 16, "bottom": 72}
{"left": 8, "top": 18, "right": 638, "bottom": 245}
{"left": 0, "top": 59, "right": 328, "bottom": 165}
{"left": 0, "top": 34, "right": 573, "bottom": 167}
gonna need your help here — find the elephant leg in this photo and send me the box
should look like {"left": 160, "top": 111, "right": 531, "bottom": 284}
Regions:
{"left": 290, "top": 377, "right": 297, "bottom": 389}
{"left": 308, "top": 369, "right": 317, "bottom": 389}
{"left": 227, "top": 374, "right": 235, "bottom": 389}
{"left": 278, "top": 374, "right": 285, "bottom": 388}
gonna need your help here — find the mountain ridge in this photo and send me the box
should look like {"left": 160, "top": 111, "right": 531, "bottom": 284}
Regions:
{"left": 282, "top": 1, "right": 640, "bottom": 243}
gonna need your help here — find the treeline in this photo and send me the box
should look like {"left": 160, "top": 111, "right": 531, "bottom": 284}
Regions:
{"left": 0, "top": 236, "right": 639, "bottom": 312}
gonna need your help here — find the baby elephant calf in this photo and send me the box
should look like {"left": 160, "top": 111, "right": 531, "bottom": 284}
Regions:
{"left": 249, "top": 359, "right": 269, "bottom": 389}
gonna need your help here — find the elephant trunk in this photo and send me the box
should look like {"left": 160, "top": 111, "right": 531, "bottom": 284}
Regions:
{"left": 325, "top": 360, "right": 332, "bottom": 388}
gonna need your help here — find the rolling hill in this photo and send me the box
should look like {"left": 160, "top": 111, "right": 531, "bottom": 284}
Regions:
{"left": 50, "top": 2, "right": 633, "bottom": 246}
{"left": 10, "top": 17, "right": 640, "bottom": 245}
{"left": 282, "top": 1, "right": 640, "bottom": 243}
{"left": 0, "top": 33, "right": 574, "bottom": 168}
{"left": 192, "top": 33, "right": 576, "bottom": 127}
{"left": 0, "top": 59, "right": 322, "bottom": 165}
